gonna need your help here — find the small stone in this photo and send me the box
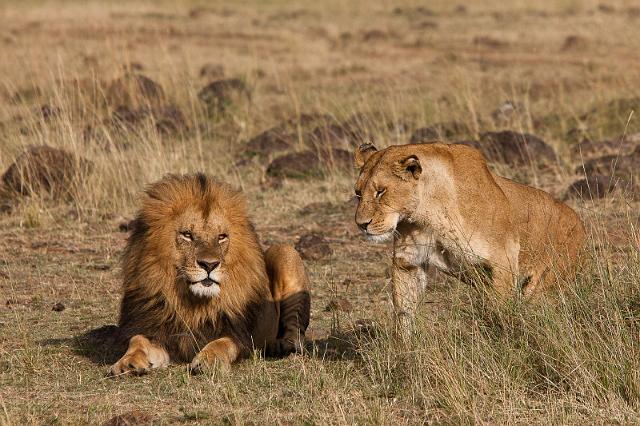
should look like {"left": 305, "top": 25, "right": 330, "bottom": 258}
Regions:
{"left": 295, "top": 232, "right": 333, "bottom": 261}
{"left": 52, "top": 302, "right": 65, "bottom": 312}
{"left": 102, "top": 410, "right": 151, "bottom": 426}
{"left": 325, "top": 298, "right": 353, "bottom": 312}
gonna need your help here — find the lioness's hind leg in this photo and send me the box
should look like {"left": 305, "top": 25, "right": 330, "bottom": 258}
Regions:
{"left": 264, "top": 244, "right": 311, "bottom": 356}
{"left": 109, "top": 335, "right": 170, "bottom": 377}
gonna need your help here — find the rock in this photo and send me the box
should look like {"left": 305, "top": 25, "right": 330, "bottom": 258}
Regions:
{"left": 361, "top": 29, "right": 391, "bottom": 42}
{"left": 410, "top": 121, "right": 466, "bottom": 143}
{"left": 478, "top": 131, "right": 558, "bottom": 166}
{"left": 308, "top": 122, "right": 365, "bottom": 151}
{"left": 244, "top": 113, "right": 334, "bottom": 158}
{"left": 472, "top": 35, "right": 509, "bottom": 49}
{"left": 38, "top": 104, "right": 61, "bottom": 121}
{"left": 102, "top": 410, "right": 152, "bottom": 426}
{"left": 568, "top": 174, "right": 635, "bottom": 199}
{"left": 577, "top": 145, "right": 640, "bottom": 178}
{"left": 392, "top": 6, "right": 434, "bottom": 17}
{"left": 245, "top": 127, "right": 297, "bottom": 157}
{"left": 490, "top": 100, "right": 525, "bottom": 125}
{"left": 52, "top": 302, "right": 65, "bottom": 312}
{"left": 570, "top": 137, "right": 638, "bottom": 161}
{"left": 153, "top": 105, "right": 188, "bottom": 135}
{"left": 106, "top": 74, "right": 166, "bottom": 109}
{"left": 266, "top": 149, "right": 352, "bottom": 179}
{"left": 198, "top": 78, "right": 249, "bottom": 112}
{"left": 561, "top": 35, "right": 588, "bottom": 51}
{"left": 598, "top": 3, "right": 615, "bottom": 13}
{"left": 199, "top": 63, "right": 225, "bottom": 79}
{"left": 1, "top": 146, "right": 92, "bottom": 200}
{"left": 89, "top": 104, "right": 188, "bottom": 145}
{"left": 454, "top": 4, "right": 467, "bottom": 14}
{"left": 325, "top": 298, "right": 353, "bottom": 312}
{"left": 266, "top": 151, "right": 321, "bottom": 179}
{"left": 123, "top": 62, "right": 144, "bottom": 72}
{"left": 295, "top": 232, "right": 333, "bottom": 261}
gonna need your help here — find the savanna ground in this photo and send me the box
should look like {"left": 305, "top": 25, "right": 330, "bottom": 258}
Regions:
{"left": 1, "top": 0, "right": 640, "bottom": 424}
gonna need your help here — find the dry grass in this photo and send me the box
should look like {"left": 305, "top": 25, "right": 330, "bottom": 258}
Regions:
{"left": 1, "top": 0, "right": 640, "bottom": 424}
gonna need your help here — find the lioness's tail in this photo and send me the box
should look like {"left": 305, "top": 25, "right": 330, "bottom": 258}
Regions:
{"left": 264, "top": 244, "right": 311, "bottom": 356}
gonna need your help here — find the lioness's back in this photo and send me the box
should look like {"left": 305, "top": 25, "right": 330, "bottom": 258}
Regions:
{"left": 494, "top": 174, "right": 586, "bottom": 286}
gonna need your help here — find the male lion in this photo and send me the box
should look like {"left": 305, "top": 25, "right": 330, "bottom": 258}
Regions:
{"left": 353, "top": 142, "right": 585, "bottom": 330}
{"left": 109, "top": 173, "right": 310, "bottom": 376}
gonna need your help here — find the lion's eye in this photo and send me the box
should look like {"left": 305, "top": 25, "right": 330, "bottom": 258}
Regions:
{"left": 375, "top": 188, "right": 386, "bottom": 198}
{"left": 179, "top": 231, "right": 193, "bottom": 241}
{"left": 218, "top": 233, "right": 228, "bottom": 242}
{"left": 355, "top": 190, "right": 362, "bottom": 199}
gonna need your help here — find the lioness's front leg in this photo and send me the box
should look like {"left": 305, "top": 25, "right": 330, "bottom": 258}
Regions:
{"left": 189, "top": 337, "right": 240, "bottom": 373}
{"left": 392, "top": 258, "right": 428, "bottom": 339}
{"left": 109, "top": 335, "right": 170, "bottom": 376}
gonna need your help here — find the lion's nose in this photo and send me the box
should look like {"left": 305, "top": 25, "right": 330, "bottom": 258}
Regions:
{"left": 357, "top": 219, "right": 372, "bottom": 232}
{"left": 197, "top": 260, "right": 220, "bottom": 273}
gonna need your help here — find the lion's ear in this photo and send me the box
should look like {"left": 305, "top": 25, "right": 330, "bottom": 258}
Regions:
{"left": 354, "top": 143, "right": 378, "bottom": 169}
{"left": 396, "top": 155, "right": 422, "bottom": 180}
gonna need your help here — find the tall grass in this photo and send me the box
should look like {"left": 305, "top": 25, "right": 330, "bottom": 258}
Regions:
{"left": 354, "top": 228, "right": 640, "bottom": 422}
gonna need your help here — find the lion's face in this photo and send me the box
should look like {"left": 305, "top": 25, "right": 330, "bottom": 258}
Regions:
{"left": 353, "top": 144, "right": 422, "bottom": 242}
{"left": 173, "top": 206, "right": 231, "bottom": 298}
{"left": 128, "top": 174, "right": 267, "bottom": 305}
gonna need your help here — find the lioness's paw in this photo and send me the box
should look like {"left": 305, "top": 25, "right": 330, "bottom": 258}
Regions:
{"left": 109, "top": 349, "right": 152, "bottom": 377}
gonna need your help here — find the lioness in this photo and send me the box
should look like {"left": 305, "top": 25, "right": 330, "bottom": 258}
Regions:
{"left": 353, "top": 143, "right": 585, "bottom": 329}
{"left": 109, "top": 173, "right": 310, "bottom": 376}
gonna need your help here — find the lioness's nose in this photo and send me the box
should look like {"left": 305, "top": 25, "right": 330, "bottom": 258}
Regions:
{"left": 197, "top": 260, "right": 220, "bottom": 273}
{"left": 357, "top": 219, "right": 372, "bottom": 232}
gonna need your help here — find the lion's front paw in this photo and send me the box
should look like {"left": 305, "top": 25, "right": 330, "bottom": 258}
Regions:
{"left": 109, "top": 349, "right": 152, "bottom": 377}
{"left": 188, "top": 352, "right": 229, "bottom": 375}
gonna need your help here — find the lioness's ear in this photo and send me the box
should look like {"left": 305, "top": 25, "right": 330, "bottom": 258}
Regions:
{"left": 396, "top": 155, "right": 422, "bottom": 180}
{"left": 354, "top": 143, "right": 378, "bottom": 169}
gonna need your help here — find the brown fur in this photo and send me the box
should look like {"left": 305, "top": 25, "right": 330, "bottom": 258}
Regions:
{"left": 354, "top": 143, "right": 586, "bottom": 331}
{"left": 110, "top": 173, "right": 310, "bottom": 376}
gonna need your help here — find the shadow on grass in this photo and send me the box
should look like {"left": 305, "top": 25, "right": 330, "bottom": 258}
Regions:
{"left": 39, "top": 324, "right": 124, "bottom": 366}
{"left": 306, "top": 319, "right": 380, "bottom": 361}
{"left": 39, "top": 320, "right": 381, "bottom": 366}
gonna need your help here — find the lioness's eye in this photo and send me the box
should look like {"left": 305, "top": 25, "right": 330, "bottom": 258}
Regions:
{"left": 375, "top": 188, "right": 386, "bottom": 198}
{"left": 355, "top": 190, "right": 362, "bottom": 198}
{"left": 179, "top": 231, "right": 193, "bottom": 241}
{"left": 218, "top": 233, "right": 228, "bottom": 242}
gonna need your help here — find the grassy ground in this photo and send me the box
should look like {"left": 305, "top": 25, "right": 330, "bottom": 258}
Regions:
{"left": 1, "top": 0, "right": 640, "bottom": 424}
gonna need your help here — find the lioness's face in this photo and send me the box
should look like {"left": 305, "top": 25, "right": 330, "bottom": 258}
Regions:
{"left": 353, "top": 145, "right": 422, "bottom": 242}
{"left": 173, "top": 207, "right": 230, "bottom": 298}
